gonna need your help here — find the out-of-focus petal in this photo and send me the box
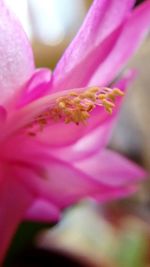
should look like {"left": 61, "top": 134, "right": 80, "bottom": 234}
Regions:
{"left": 0, "top": 0, "right": 34, "bottom": 105}
{"left": 93, "top": 184, "right": 138, "bottom": 202}
{"left": 0, "top": 106, "right": 7, "bottom": 128}
{"left": 75, "top": 149, "right": 146, "bottom": 186}
{"left": 25, "top": 199, "right": 60, "bottom": 222}
{"left": 0, "top": 176, "right": 33, "bottom": 264}
{"left": 16, "top": 68, "right": 52, "bottom": 108}
{"left": 14, "top": 155, "right": 133, "bottom": 209}
{"left": 89, "top": 0, "right": 150, "bottom": 85}
{"left": 113, "top": 69, "right": 137, "bottom": 89}
{"left": 51, "top": 0, "right": 135, "bottom": 91}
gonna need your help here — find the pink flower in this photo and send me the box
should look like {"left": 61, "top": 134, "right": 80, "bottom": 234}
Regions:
{"left": 0, "top": 0, "right": 150, "bottom": 262}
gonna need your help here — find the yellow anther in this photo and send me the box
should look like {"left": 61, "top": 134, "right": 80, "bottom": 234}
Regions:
{"left": 69, "top": 92, "right": 78, "bottom": 97}
{"left": 86, "top": 103, "right": 95, "bottom": 112}
{"left": 73, "top": 97, "right": 81, "bottom": 104}
{"left": 81, "top": 111, "right": 90, "bottom": 119}
{"left": 89, "top": 87, "right": 99, "bottom": 93}
{"left": 113, "top": 88, "right": 124, "bottom": 96}
{"left": 98, "top": 94, "right": 106, "bottom": 100}
{"left": 58, "top": 101, "right": 66, "bottom": 109}
{"left": 107, "top": 92, "right": 116, "bottom": 101}
{"left": 106, "top": 107, "right": 113, "bottom": 114}
{"left": 102, "top": 99, "right": 115, "bottom": 108}
{"left": 80, "top": 91, "right": 95, "bottom": 100}
{"left": 101, "top": 99, "right": 115, "bottom": 113}
{"left": 27, "top": 86, "right": 124, "bottom": 136}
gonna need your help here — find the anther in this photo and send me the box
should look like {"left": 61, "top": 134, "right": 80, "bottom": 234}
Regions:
{"left": 27, "top": 86, "right": 124, "bottom": 136}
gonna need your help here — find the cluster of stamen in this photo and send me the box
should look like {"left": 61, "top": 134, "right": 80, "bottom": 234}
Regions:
{"left": 27, "top": 86, "right": 124, "bottom": 135}
{"left": 50, "top": 87, "right": 124, "bottom": 125}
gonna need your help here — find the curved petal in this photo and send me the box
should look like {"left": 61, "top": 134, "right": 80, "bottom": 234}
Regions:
{"left": 89, "top": 0, "right": 150, "bottom": 85}
{"left": 51, "top": 0, "right": 135, "bottom": 91}
{"left": 16, "top": 68, "right": 52, "bottom": 108}
{"left": 0, "top": 0, "right": 34, "bottom": 105}
{"left": 50, "top": 121, "right": 113, "bottom": 162}
{"left": 13, "top": 103, "right": 117, "bottom": 148}
{"left": 34, "top": 107, "right": 115, "bottom": 147}
{"left": 75, "top": 149, "right": 146, "bottom": 186}
{"left": 12, "top": 154, "right": 134, "bottom": 209}
{"left": 0, "top": 176, "right": 33, "bottom": 264}
{"left": 25, "top": 199, "right": 60, "bottom": 222}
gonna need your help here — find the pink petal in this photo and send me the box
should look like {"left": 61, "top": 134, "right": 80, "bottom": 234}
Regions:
{"left": 0, "top": 106, "right": 7, "bottom": 127}
{"left": 0, "top": 0, "right": 34, "bottom": 105}
{"left": 113, "top": 69, "right": 137, "bottom": 89}
{"left": 89, "top": 0, "right": 150, "bottom": 85}
{"left": 0, "top": 176, "right": 33, "bottom": 264}
{"left": 93, "top": 184, "right": 138, "bottom": 202}
{"left": 24, "top": 104, "right": 116, "bottom": 147}
{"left": 50, "top": 0, "right": 135, "bottom": 91}
{"left": 14, "top": 154, "right": 133, "bottom": 208}
{"left": 16, "top": 68, "right": 52, "bottom": 108}
{"left": 50, "top": 121, "right": 113, "bottom": 161}
{"left": 25, "top": 199, "right": 60, "bottom": 222}
{"left": 75, "top": 149, "right": 146, "bottom": 186}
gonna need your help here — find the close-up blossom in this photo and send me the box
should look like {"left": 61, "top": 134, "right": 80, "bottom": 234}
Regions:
{"left": 0, "top": 0, "right": 150, "bottom": 264}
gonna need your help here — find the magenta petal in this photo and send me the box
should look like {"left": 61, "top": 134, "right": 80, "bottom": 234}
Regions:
{"left": 75, "top": 149, "right": 146, "bottom": 186}
{"left": 93, "top": 184, "right": 137, "bottom": 202}
{"left": 0, "top": 1, "right": 34, "bottom": 105}
{"left": 51, "top": 0, "right": 135, "bottom": 91}
{"left": 17, "top": 68, "right": 52, "bottom": 108}
{"left": 25, "top": 199, "right": 60, "bottom": 222}
{"left": 0, "top": 106, "right": 7, "bottom": 127}
{"left": 26, "top": 106, "right": 117, "bottom": 148}
{"left": 17, "top": 155, "right": 131, "bottom": 208}
{"left": 50, "top": 121, "right": 113, "bottom": 161}
{"left": 0, "top": 176, "right": 33, "bottom": 264}
{"left": 89, "top": 0, "right": 150, "bottom": 85}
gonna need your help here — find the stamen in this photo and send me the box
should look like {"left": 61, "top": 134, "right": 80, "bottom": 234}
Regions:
{"left": 27, "top": 86, "right": 124, "bottom": 135}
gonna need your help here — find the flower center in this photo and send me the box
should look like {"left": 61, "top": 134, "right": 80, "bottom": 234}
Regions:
{"left": 27, "top": 86, "right": 124, "bottom": 135}
{"left": 50, "top": 87, "right": 124, "bottom": 125}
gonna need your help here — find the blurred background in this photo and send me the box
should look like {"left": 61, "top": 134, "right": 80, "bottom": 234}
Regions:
{"left": 4, "top": 0, "right": 150, "bottom": 266}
